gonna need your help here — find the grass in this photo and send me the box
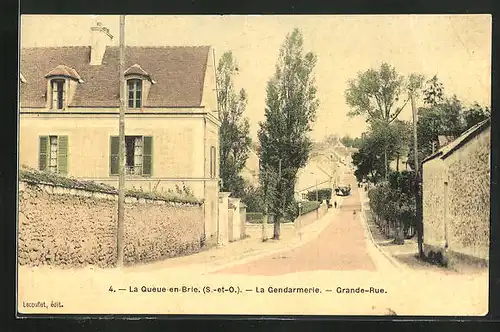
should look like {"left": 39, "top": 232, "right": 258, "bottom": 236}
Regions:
{"left": 19, "top": 165, "right": 202, "bottom": 205}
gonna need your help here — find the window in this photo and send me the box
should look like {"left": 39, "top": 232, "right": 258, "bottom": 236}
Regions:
{"left": 210, "top": 146, "right": 217, "bottom": 178}
{"left": 110, "top": 136, "right": 152, "bottom": 176}
{"left": 51, "top": 79, "right": 65, "bottom": 109}
{"left": 39, "top": 135, "right": 68, "bottom": 175}
{"left": 128, "top": 79, "right": 142, "bottom": 108}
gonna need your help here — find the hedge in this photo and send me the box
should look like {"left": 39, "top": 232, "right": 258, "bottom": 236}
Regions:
{"left": 300, "top": 201, "right": 320, "bottom": 215}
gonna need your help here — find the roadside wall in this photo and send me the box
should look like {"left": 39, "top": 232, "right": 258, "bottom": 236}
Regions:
{"left": 18, "top": 181, "right": 205, "bottom": 267}
{"left": 422, "top": 127, "right": 490, "bottom": 263}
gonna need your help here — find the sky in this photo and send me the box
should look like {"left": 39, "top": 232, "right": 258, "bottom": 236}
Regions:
{"left": 20, "top": 15, "right": 492, "bottom": 141}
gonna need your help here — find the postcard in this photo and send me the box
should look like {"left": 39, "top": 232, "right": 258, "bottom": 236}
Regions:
{"left": 17, "top": 14, "right": 491, "bottom": 316}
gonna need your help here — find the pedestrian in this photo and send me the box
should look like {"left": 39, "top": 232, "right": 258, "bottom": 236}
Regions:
{"left": 334, "top": 201, "right": 337, "bottom": 209}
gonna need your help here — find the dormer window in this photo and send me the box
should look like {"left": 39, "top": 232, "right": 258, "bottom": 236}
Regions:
{"left": 51, "top": 79, "right": 65, "bottom": 110}
{"left": 44, "top": 65, "right": 83, "bottom": 110}
{"left": 124, "top": 64, "right": 155, "bottom": 109}
{"left": 127, "top": 79, "right": 142, "bottom": 108}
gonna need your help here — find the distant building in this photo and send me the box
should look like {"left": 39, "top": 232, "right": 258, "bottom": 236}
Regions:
{"left": 422, "top": 118, "right": 490, "bottom": 265}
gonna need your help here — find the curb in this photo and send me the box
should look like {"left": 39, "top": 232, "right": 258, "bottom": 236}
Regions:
{"left": 358, "top": 188, "right": 402, "bottom": 270}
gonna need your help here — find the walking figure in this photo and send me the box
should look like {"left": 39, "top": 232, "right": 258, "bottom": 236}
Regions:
{"left": 334, "top": 201, "right": 337, "bottom": 209}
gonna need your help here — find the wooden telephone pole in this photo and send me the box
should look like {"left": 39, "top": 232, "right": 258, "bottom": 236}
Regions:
{"left": 117, "top": 15, "right": 126, "bottom": 267}
{"left": 411, "top": 92, "right": 424, "bottom": 258}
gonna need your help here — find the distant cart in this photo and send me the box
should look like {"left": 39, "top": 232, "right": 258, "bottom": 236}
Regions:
{"left": 335, "top": 185, "right": 351, "bottom": 196}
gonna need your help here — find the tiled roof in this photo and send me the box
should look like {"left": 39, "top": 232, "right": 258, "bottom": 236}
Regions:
{"left": 20, "top": 46, "right": 210, "bottom": 108}
{"left": 45, "top": 64, "right": 82, "bottom": 81}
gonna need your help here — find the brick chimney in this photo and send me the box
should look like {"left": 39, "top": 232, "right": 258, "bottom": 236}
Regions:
{"left": 90, "top": 21, "right": 113, "bottom": 65}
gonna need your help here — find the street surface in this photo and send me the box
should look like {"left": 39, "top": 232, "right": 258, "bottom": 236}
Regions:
{"left": 18, "top": 172, "right": 488, "bottom": 316}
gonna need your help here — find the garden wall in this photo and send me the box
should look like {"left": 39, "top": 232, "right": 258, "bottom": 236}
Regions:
{"left": 18, "top": 181, "right": 205, "bottom": 268}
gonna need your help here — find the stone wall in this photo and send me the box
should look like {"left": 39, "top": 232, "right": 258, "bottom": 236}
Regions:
{"left": 446, "top": 129, "right": 490, "bottom": 260}
{"left": 422, "top": 127, "right": 490, "bottom": 263}
{"left": 422, "top": 158, "right": 447, "bottom": 247}
{"left": 18, "top": 181, "right": 205, "bottom": 268}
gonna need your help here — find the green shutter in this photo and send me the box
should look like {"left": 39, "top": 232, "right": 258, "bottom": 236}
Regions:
{"left": 110, "top": 136, "right": 119, "bottom": 175}
{"left": 57, "top": 136, "right": 68, "bottom": 175}
{"left": 39, "top": 136, "right": 49, "bottom": 171}
{"left": 143, "top": 136, "right": 153, "bottom": 176}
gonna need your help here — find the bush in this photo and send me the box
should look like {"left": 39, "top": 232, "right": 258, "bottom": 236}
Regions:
{"left": 300, "top": 201, "right": 321, "bottom": 215}
{"left": 19, "top": 165, "right": 201, "bottom": 204}
{"left": 368, "top": 170, "right": 417, "bottom": 239}
{"left": 246, "top": 212, "right": 263, "bottom": 222}
{"left": 306, "top": 188, "right": 332, "bottom": 201}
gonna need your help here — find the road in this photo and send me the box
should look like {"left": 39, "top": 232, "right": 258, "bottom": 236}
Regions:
{"left": 215, "top": 175, "right": 377, "bottom": 275}
{"left": 17, "top": 172, "right": 488, "bottom": 316}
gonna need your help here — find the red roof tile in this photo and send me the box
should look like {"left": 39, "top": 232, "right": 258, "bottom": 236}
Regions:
{"left": 20, "top": 46, "right": 210, "bottom": 108}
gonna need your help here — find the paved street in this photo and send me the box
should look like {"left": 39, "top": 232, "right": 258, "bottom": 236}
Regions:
{"left": 215, "top": 176, "right": 377, "bottom": 275}
{"left": 18, "top": 172, "right": 488, "bottom": 316}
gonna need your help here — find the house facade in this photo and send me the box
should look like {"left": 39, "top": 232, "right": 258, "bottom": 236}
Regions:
{"left": 19, "top": 22, "right": 221, "bottom": 244}
{"left": 422, "top": 118, "right": 490, "bottom": 264}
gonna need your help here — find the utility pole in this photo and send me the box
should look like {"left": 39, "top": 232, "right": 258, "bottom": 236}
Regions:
{"left": 316, "top": 180, "right": 319, "bottom": 201}
{"left": 116, "top": 15, "right": 126, "bottom": 267}
{"left": 411, "top": 92, "right": 424, "bottom": 258}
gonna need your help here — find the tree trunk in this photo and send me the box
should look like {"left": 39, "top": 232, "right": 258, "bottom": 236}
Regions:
{"left": 384, "top": 146, "right": 388, "bottom": 180}
{"left": 396, "top": 153, "right": 400, "bottom": 172}
{"left": 394, "top": 222, "right": 405, "bottom": 245}
{"left": 273, "top": 212, "right": 281, "bottom": 240}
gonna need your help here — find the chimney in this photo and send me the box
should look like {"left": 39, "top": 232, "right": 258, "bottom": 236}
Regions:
{"left": 90, "top": 21, "right": 113, "bottom": 65}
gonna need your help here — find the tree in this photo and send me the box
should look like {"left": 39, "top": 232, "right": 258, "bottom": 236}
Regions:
{"left": 423, "top": 75, "right": 445, "bottom": 106}
{"left": 258, "top": 28, "right": 319, "bottom": 240}
{"left": 217, "top": 51, "right": 252, "bottom": 197}
{"left": 345, "top": 63, "right": 409, "bottom": 178}
{"left": 352, "top": 130, "right": 385, "bottom": 184}
{"left": 463, "top": 103, "right": 491, "bottom": 129}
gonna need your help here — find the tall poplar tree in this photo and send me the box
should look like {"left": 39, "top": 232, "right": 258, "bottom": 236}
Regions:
{"left": 258, "top": 29, "right": 319, "bottom": 240}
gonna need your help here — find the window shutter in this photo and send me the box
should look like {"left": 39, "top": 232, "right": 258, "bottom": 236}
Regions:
{"left": 62, "top": 81, "right": 66, "bottom": 109}
{"left": 39, "top": 136, "right": 49, "bottom": 171}
{"left": 110, "top": 136, "right": 119, "bottom": 175}
{"left": 51, "top": 81, "right": 58, "bottom": 109}
{"left": 143, "top": 136, "right": 153, "bottom": 176}
{"left": 57, "top": 136, "right": 68, "bottom": 175}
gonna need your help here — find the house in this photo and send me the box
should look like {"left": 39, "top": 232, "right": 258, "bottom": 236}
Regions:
{"left": 422, "top": 118, "right": 490, "bottom": 265}
{"left": 19, "top": 22, "right": 221, "bottom": 245}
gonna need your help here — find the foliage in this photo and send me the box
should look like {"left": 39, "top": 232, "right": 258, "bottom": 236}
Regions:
{"left": 423, "top": 75, "right": 445, "bottom": 106}
{"left": 407, "top": 77, "right": 491, "bottom": 168}
{"left": 368, "top": 170, "right": 416, "bottom": 239}
{"left": 217, "top": 51, "right": 252, "bottom": 197}
{"left": 345, "top": 63, "right": 408, "bottom": 124}
{"left": 306, "top": 188, "right": 332, "bottom": 201}
{"left": 241, "top": 184, "right": 265, "bottom": 212}
{"left": 246, "top": 212, "right": 264, "bottom": 222}
{"left": 19, "top": 165, "right": 201, "bottom": 204}
{"left": 351, "top": 117, "right": 412, "bottom": 184}
{"left": 340, "top": 135, "right": 362, "bottom": 149}
{"left": 300, "top": 200, "right": 321, "bottom": 215}
{"left": 258, "top": 28, "right": 319, "bottom": 238}
{"left": 345, "top": 63, "right": 417, "bottom": 178}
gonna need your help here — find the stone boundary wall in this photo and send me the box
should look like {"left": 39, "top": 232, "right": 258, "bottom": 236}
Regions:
{"left": 18, "top": 181, "right": 205, "bottom": 268}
